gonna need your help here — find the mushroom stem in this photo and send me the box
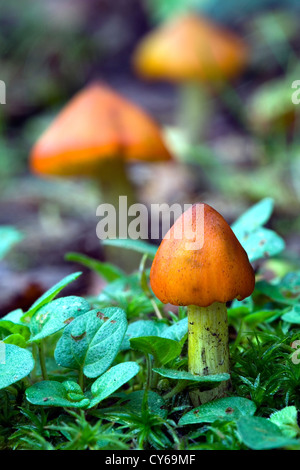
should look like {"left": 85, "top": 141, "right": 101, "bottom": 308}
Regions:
{"left": 95, "top": 157, "right": 140, "bottom": 272}
{"left": 178, "top": 83, "right": 211, "bottom": 144}
{"left": 96, "top": 157, "right": 137, "bottom": 211}
{"left": 188, "top": 302, "right": 230, "bottom": 406}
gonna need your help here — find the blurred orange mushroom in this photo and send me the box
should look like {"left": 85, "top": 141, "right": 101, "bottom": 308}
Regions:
{"left": 30, "top": 82, "right": 171, "bottom": 198}
{"left": 150, "top": 203, "right": 255, "bottom": 405}
{"left": 30, "top": 83, "right": 172, "bottom": 267}
{"left": 133, "top": 14, "right": 249, "bottom": 142}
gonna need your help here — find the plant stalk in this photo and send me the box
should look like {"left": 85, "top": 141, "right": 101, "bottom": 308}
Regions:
{"left": 95, "top": 157, "right": 141, "bottom": 272}
{"left": 178, "top": 83, "right": 212, "bottom": 144}
{"left": 188, "top": 302, "right": 230, "bottom": 406}
{"left": 38, "top": 341, "right": 48, "bottom": 381}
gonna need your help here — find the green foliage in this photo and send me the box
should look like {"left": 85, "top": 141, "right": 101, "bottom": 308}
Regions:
{"left": 130, "top": 336, "right": 182, "bottom": 366}
{"left": 179, "top": 397, "right": 256, "bottom": 425}
{"left": 26, "top": 380, "right": 89, "bottom": 408}
{"left": 65, "top": 252, "right": 125, "bottom": 282}
{"left": 1, "top": 197, "right": 300, "bottom": 450}
{"left": 29, "top": 296, "right": 91, "bottom": 342}
{"left": 88, "top": 362, "right": 140, "bottom": 408}
{"left": 54, "top": 307, "right": 127, "bottom": 378}
{"left": 22, "top": 272, "right": 82, "bottom": 321}
{"left": 236, "top": 416, "right": 299, "bottom": 450}
{"left": 102, "top": 239, "right": 157, "bottom": 259}
{"left": 269, "top": 406, "right": 300, "bottom": 438}
{"left": 0, "top": 226, "right": 23, "bottom": 260}
{"left": 231, "top": 198, "right": 285, "bottom": 262}
{"left": 0, "top": 344, "right": 34, "bottom": 389}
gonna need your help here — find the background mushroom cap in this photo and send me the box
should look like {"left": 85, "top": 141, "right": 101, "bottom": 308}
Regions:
{"left": 133, "top": 14, "right": 248, "bottom": 83}
{"left": 30, "top": 83, "right": 172, "bottom": 177}
{"left": 150, "top": 203, "right": 255, "bottom": 307}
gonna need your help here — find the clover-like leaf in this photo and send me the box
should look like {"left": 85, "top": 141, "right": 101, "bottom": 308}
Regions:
{"left": 121, "top": 320, "right": 168, "bottom": 351}
{"left": 29, "top": 296, "right": 91, "bottom": 342}
{"left": 88, "top": 362, "right": 140, "bottom": 408}
{"left": 269, "top": 406, "right": 300, "bottom": 438}
{"left": 231, "top": 198, "right": 274, "bottom": 239}
{"left": 130, "top": 336, "right": 181, "bottom": 366}
{"left": 282, "top": 305, "right": 300, "bottom": 324}
{"left": 25, "top": 380, "right": 89, "bottom": 408}
{"left": 179, "top": 397, "right": 256, "bottom": 426}
{"left": 54, "top": 307, "right": 127, "bottom": 378}
{"left": 0, "top": 344, "right": 34, "bottom": 389}
{"left": 239, "top": 227, "right": 285, "bottom": 262}
{"left": 161, "top": 318, "right": 188, "bottom": 342}
{"left": 237, "top": 416, "right": 299, "bottom": 450}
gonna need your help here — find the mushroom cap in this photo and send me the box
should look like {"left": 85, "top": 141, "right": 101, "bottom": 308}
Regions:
{"left": 30, "top": 83, "right": 172, "bottom": 177}
{"left": 133, "top": 14, "right": 248, "bottom": 83}
{"left": 150, "top": 203, "right": 255, "bottom": 307}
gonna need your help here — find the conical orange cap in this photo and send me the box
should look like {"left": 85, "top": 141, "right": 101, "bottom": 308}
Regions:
{"left": 30, "top": 83, "right": 172, "bottom": 177}
{"left": 133, "top": 15, "right": 248, "bottom": 83}
{"left": 150, "top": 203, "right": 255, "bottom": 307}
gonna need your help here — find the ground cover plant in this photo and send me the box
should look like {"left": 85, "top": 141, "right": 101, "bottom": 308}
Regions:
{"left": 1, "top": 0, "right": 300, "bottom": 454}
{"left": 1, "top": 199, "right": 300, "bottom": 450}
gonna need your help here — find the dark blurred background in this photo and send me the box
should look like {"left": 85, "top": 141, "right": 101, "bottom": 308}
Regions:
{"left": 1, "top": 0, "right": 300, "bottom": 314}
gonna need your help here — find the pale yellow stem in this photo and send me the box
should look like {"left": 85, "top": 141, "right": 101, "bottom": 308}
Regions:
{"left": 188, "top": 302, "right": 230, "bottom": 406}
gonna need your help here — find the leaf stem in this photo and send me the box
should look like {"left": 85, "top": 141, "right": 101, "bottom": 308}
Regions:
{"left": 163, "top": 380, "right": 188, "bottom": 400}
{"left": 78, "top": 367, "right": 84, "bottom": 391}
{"left": 38, "top": 341, "right": 48, "bottom": 381}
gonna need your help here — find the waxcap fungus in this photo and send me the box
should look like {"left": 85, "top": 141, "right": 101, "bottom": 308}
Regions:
{"left": 150, "top": 203, "right": 255, "bottom": 307}
{"left": 30, "top": 83, "right": 172, "bottom": 177}
{"left": 133, "top": 14, "right": 248, "bottom": 83}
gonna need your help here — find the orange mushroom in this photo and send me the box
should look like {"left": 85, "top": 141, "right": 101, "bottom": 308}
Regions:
{"left": 150, "top": 203, "right": 255, "bottom": 404}
{"left": 30, "top": 83, "right": 172, "bottom": 268}
{"left": 133, "top": 14, "right": 248, "bottom": 83}
{"left": 132, "top": 14, "right": 248, "bottom": 142}
{"left": 30, "top": 83, "right": 172, "bottom": 177}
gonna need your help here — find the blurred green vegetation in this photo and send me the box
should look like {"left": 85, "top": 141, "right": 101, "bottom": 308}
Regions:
{"left": 0, "top": 0, "right": 300, "bottom": 299}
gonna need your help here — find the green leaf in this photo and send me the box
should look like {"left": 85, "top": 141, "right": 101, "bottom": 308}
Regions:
{"left": 88, "top": 362, "right": 140, "bottom": 408}
{"left": 231, "top": 198, "right": 274, "bottom": 239}
{"left": 269, "top": 406, "right": 300, "bottom": 438}
{"left": 54, "top": 307, "right": 127, "bottom": 378}
{"left": 118, "top": 390, "right": 168, "bottom": 418}
{"left": 161, "top": 318, "right": 188, "bottom": 341}
{"left": 0, "top": 226, "right": 23, "bottom": 260}
{"left": 153, "top": 368, "right": 230, "bottom": 384}
{"left": 1, "top": 309, "right": 24, "bottom": 323}
{"left": 179, "top": 397, "right": 256, "bottom": 426}
{"left": 130, "top": 336, "right": 181, "bottom": 366}
{"left": 282, "top": 305, "right": 300, "bottom": 324}
{"left": 29, "top": 296, "right": 91, "bottom": 343}
{"left": 22, "top": 272, "right": 82, "bottom": 321}
{"left": 237, "top": 416, "right": 299, "bottom": 450}
{"left": 239, "top": 227, "right": 285, "bottom": 262}
{"left": 0, "top": 344, "right": 34, "bottom": 389}
{"left": 256, "top": 274, "right": 300, "bottom": 306}
{"left": 26, "top": 380, "right": 89, "bottom": 408}
{"left": 102, "top": 239, "right": 157, "bottom": 259}
{"left": 3, "top": 334, "right": 27, "bottom": 348}
{"left": 0, "top": 319, "right": 30, "bottom": 341}
{"left": 65, "top": 252, "right": 125, "bottom": 281}
{"left": 243, "top": 309, "right": 282, "bottom": 325}
{"left": 121, "top": 320, "right": 168, "bottom": 351}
